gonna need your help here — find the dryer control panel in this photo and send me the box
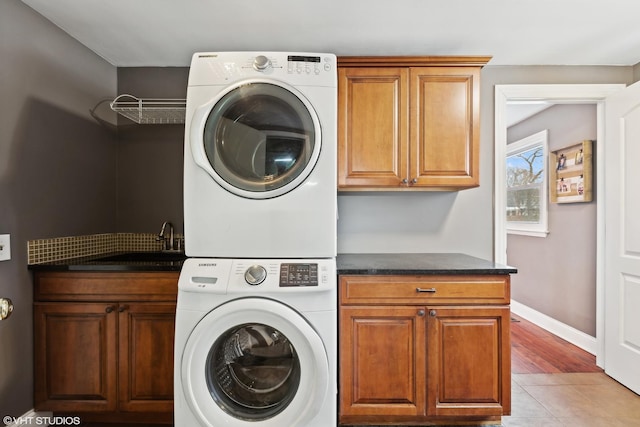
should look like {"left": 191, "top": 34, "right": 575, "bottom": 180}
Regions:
{"left": 188, "top": 51, "right": 336, "bottom": 87}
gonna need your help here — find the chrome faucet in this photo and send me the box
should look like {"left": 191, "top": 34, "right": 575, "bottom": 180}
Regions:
{"left": 157, "top": 221, "right": 175, "bottom": 251}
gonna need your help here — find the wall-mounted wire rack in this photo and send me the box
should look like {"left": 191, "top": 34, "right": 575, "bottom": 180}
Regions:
{"left": 110, "top": 94, "right": 186, "bottom": 124}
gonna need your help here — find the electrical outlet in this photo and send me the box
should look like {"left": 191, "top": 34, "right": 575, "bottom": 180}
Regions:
{"left": 0, "top": 234, "right": 11, "bottom": 261}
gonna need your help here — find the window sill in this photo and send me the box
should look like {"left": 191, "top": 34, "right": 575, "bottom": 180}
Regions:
{"left": 507, "top": 229, "right": 549, "bottom": 238}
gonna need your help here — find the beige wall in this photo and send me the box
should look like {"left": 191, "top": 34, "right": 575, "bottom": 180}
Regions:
{"left": 0, "top": 0, "right": 117, "bottom": 416}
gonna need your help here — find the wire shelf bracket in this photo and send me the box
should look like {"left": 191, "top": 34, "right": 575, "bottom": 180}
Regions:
{"left": 110, "top": 94, "right": 186, "bottom": 124}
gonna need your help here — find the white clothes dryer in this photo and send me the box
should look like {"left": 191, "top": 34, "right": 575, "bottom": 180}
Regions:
{"left": 183, "top": 52, "right": 337, "bottom": 258}
{"left": 174, "top": 258, "right": 337, "bottom": 427}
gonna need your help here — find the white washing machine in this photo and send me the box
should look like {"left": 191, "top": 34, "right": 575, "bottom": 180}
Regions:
{"left": 174, "top": 258, "right": 337, "bottom": 427}
{"left": 183, "top": 52, "right": 337, "bottom": 258}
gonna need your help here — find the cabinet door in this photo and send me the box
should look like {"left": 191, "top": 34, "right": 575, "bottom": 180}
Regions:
{"left": 410, "top": 67, "right": 480, "bottom": 189}
{"left": 426, "top": 306, "right": 510, "bottom": 416}
{"left": 338, "top": 67, "right": 409, "bottom": 188}
{"left": 34, "top": 302, "right": 118, "bottom": 412}
{"left": 339, "top": 306, "right": 426, "bottom": 421}
{"left": 118, "top": 303, "right": 176, "bottom": 413}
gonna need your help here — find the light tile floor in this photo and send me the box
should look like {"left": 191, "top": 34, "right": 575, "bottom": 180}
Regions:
{"left": 75, "top": 375, "right": 640, "bottom": 427}
{"left": 503, "top": 373, "right": 640, "bottom": 426}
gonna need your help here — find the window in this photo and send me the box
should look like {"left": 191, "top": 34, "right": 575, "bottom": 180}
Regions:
{"left": 506, "top": 130, "right": 549, "bottom": 237}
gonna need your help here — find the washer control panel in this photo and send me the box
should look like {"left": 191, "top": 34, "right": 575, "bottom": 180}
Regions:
{"left": 179, "top": 258, "right": 335, "bottom": 293}
{"left": 279, "top": 263, "right": 318, "bottom": 287}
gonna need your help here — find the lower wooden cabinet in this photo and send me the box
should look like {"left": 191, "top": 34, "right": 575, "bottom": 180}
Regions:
{"left": 33, "top": 272, "right": 178, "bottom": 423}
{"left": 118, "top": 303, "right": 175, "bottom": 413}
{"left": 426, "top": 306, "right": 510, "bottom": 417}
{"left": 34, "top": 302, "right": 118, "bottom": 413}
{"left": 340, "top": 306, "right": 427, "bottom": 419}
{"left": 339, "top": 275, "right": 511, "bottom": 425}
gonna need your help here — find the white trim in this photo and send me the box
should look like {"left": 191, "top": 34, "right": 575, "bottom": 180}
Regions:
{"left": 511, "top": 299, "right": 598, "bottom": 356}
{"left": 495, "top": 84, "right": 624, "bottom": 368}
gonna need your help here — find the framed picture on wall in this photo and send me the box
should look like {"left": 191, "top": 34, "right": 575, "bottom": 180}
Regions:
{"left": 549, "top": 140, "right": 593, "bottom": 203}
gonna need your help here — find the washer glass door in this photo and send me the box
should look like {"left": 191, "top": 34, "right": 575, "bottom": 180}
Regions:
{"left": 200, "top": 82, "right": 320, "bottom": 198}
{"left": 181, "top": 298, "right": 329, "bottom": 426}
{"left": 207, "top": 323, "right": 299, "bottom": 420}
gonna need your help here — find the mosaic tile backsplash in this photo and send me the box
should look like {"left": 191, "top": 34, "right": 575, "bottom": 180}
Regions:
{"left": 27, "top": 233, "right": 170, "bottom": 264}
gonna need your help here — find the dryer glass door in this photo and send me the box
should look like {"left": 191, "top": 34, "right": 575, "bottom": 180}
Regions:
{"left": 202, "top": 82, "right": 320, "bottom": 197}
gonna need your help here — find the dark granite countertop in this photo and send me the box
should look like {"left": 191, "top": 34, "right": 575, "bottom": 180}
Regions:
{"left": 29, "top": 252, "right": 516, "bottom": 275}
{"left": 28, "top": 252, "right": 186, "bottom": 272}
{"left": 336, "top": 253, "right": 517, "bottom": 275}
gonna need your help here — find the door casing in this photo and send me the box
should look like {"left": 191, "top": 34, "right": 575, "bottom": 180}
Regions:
{"left": 494, "top": 84, "right": 625, "bottom": 367}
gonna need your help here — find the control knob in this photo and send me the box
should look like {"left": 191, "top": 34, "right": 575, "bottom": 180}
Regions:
{"left": 244, "top": 265, "right": 267, "bottom": 285}
{"left": 253, "top": 55, "right": 271, "bottom": 71}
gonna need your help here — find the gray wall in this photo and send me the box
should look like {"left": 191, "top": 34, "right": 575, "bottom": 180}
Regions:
{"left": 507, "top": 105, "right": 597, "bottom": 336}
{"left": 0, "top": 0, "right": 117, "bottom": 417}
{"left": 116, "top": 68, "right": 188, "bottom": 234}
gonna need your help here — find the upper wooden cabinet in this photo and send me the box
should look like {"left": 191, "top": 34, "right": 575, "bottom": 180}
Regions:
{"left": 337, "top": 56, "right": 490, "bottom": 191}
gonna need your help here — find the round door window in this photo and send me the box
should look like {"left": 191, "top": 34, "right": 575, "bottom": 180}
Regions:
{"left": 181, "top": 298, "right": 329, "bottom": 426}
{"left": 206, "top": 323, "right": 300, "bottom": 421}
{"left": 202, "top": 82, "right": 320, "bottom": 196}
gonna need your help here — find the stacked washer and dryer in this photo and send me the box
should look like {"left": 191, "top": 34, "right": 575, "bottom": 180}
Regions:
{"left": 174, "top": 52, "right": 338, "bottom": 427}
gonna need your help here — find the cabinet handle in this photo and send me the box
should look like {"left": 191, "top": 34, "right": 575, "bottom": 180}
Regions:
{"left": 411, "top": 178, "right": 418, "bottom": 184}
{"left": 118, "top": 305, "right": 127, "bottom": 313}
{"left": 416, "top": 287, "right": 437, "bottom": 293}
{"left": 417, "top": 309, "right": 425, "bottom": 317}
{"left": 429, "top": 309, "right": 437, "bottom": 317}
{"left": 401, "top": 178, "right": 408, "bottom": 184}
{"left": 105, "top": 305, "right": 115, "bottom": 313}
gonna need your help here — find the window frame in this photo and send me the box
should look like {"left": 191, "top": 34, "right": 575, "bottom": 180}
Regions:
{"left": 506, "top": 129, "right": 549, "bottom": 237}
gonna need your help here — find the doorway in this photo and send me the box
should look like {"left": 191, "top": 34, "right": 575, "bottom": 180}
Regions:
{"left": 494, "top": 84, "right": 624, "bottom": 367}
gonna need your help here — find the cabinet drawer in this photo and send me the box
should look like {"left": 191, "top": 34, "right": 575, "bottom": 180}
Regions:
{"left": 340, "top": 275, "right": 510, "bottom": 305}
{"left": 35, "top": 272, "right": 179, "bottom": 302}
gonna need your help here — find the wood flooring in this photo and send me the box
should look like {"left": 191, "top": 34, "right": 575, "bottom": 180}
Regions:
{"left": 510, "top": 314, "right": 602, "bottom": 374}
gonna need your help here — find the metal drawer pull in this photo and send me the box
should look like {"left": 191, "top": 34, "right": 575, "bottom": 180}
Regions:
{"left": 416, "top": 287, "right": 437, "bottom": 293}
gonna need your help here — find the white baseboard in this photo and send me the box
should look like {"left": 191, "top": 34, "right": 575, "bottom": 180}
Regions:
{"left": 511, "top": 299, "right": 597, "bottom": 355}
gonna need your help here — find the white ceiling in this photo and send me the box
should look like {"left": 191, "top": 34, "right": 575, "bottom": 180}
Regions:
{"left": 19, "top": 0, "right": 640, "bottom": 67}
